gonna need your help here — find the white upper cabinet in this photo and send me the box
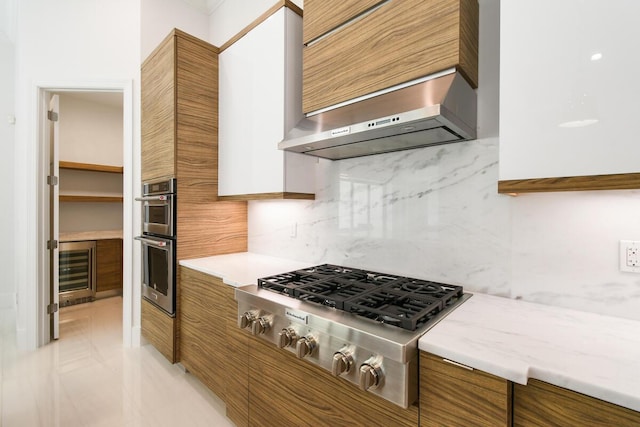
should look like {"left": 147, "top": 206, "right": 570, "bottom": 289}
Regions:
{"left": 218, "top": 7, "right": 316, "bottom": 199}
{"left": 499, "top": 1, "right": 640, "bottom": 192}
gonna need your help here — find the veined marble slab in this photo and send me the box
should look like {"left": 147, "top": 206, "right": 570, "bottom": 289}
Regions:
{"left": 419, "top": 292, "right": 640, "bottom": 412}
{"left": 179, "top": 252, "right": 312, "bottom": 288}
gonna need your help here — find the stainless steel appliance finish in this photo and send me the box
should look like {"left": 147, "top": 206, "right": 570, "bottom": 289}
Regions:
{"left": 235, "top": 265, "right": 471, "bottom": 408}
{"left": 278, "top": 68, "right": 477, "bottom": 160}
{"left": 136, "top": 178, "right": 176, "bottom": 238}
{"left": 136, "top": 233, "right": 176, "bottom": 316}
{"left": 59, "top": 241, "right": 96, "bottom": 306}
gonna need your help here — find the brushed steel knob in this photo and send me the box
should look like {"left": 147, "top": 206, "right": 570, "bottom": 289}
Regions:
{"left": 239, "top": 311, "right": 257, "bottom": 329}
{"left": 278, "top": 328, "right": 298, "bottom": 348}
{"left": 295, "top": 335, "right": 317, "bottom": 359}
{"left": 331, "top": 350, "right": 353, "bottom": 377}
{"left": 359, "top": 359, "right": 383, "bottom": 391}
{"left": 251, "top": 316, "right": 271, "bottom": 335}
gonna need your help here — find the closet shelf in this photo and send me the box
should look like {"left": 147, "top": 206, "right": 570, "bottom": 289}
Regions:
{"left": 59, "top": 195, "right": 123, "bottom": 203}
{"left": 59, "top": 161, "right": 123, "bottom": 174}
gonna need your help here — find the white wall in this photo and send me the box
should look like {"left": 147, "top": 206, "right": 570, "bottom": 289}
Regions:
{"left": 208, "top": 0, "right": 302, "bottom": 46}
{"left": 0, "top": 34, "right": 15, "bottom": 308}
{"left": 247, "top": 0, "right": 640, "bottom": 322}
{"left": 141, "top": 0, "right": 210, "bottom": 60}
{"left": 13, "top": 0, "right": 140, "bottom": 349}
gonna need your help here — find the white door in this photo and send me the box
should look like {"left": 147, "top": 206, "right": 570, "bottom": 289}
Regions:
{"left": 48, "top": 94, "right": 60, "bottom": 340}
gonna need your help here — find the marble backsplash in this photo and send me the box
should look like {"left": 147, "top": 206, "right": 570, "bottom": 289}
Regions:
{"left": 248, "top": 138, "right": 640, "bottom": 321}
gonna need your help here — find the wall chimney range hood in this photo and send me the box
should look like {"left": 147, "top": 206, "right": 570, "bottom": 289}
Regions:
{"left": 279, "top": 68, "right": 477, "bottom": 160}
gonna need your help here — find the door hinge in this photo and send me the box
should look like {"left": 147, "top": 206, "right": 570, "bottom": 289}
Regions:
{"left": 47, "top": 239, "right": 58, "bottom": 250}
{"left": 47, "top": 110, "right": 58, "bottom": 121}
{"left": 47, "top": 303, "right": 58, "bottom": 314}
{"left": 47, "top": 175, "right": 58, "bottom": 186}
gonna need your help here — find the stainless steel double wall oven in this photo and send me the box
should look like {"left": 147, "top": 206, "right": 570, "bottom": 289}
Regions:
{"left": 136, "top": 178, "right": 177, "bottom": 316}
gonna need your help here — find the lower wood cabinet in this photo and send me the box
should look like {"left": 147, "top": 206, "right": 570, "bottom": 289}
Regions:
{"left": 96, "top": 238, "right": 122, "bottom": 293}
{"left": 420, "top": 352, "right": 512, "bottom": 426}
{"left": 141, "top": 297, "right": 176, "bottom": 363}
{"left": 178, "top": 266, "right": 249, "bottom": 427}
{"left": 514, "top": 379, "right": 640, "bottom": 427}
{"left": 248, "top": 337, "right": 419, "bottom": 427}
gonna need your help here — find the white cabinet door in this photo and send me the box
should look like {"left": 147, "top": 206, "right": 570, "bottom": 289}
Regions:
{"left": 219, "top": 7, "right": 315, "bottom": 197}
{"left": 499, "top": 1, "right": 640, "bottom": 182}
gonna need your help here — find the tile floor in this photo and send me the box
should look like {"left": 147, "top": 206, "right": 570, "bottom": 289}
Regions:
{"left": 0, "top": 297, "right": 235, "bottom": 427}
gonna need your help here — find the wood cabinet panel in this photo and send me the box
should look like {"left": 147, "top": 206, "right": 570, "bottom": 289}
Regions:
{"left": 179, "top": 267, "right": 228, "bottom": 399}
{"left": 302, "top": 0, "right": 478, "bottom": 113}
{"left": 224, "top": 287, "right": 249, "bottom": 427}
{"left": 141, "top": 297, "right": 176, "bottom": 362}
{"left": 141, "top": 34, "right": 175, "bottom": 182}
{"left": 248, "top": 337, "right": 419, "bottom": 427}
{"left": 514, "top": 379, "right": 640, "bottom": 427}
{"left": 420, "top": 352, "right": 511, "bottom": 426}
{"left": 96, "top": 239, "right": 122, "bottom": 293}
{"left": 303, "top": 0, "right": 381, "bottom": 44}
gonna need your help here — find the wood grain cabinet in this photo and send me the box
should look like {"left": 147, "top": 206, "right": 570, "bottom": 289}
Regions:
{"left": 513, "top": 380, "right": 640, "bottom": 427}
{"left": 420, "top": 352, "right": 512, "bottom": 426}
{"left": 141, "top": 297, "right": 176, "bottom": 362}
{"left": 218, "top": 5, "right": 315, "bottom": 200}
{"left": 302, "top": 0, "right": 479, "bottom": 114}
{"left": 95, "top": 238, "right": 122, "bottom": 293}
{"left": 498, "top": 1, "right": 640, "bottom": 193}
{"left": 178, "top": 266, "right": 249, "bottom": 427}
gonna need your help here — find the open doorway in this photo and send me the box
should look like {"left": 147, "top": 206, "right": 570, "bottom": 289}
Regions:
{"left": 37, "top": 82, "right": 136, "bottom": 349}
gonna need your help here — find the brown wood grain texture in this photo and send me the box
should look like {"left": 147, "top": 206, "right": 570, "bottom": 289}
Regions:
{"left": 175, "top": 201, "right": 247, "bottom": 261}
{"left": 220, "top": 1, "right": 302, "bottom": 53}
{"left": 175, "top": 32, "right": 219, "bottom": 203}
{"left": 141, "top": 297, "right": 176, "bottom": 362}
{"left": 420, "top": 352, "right": 511, "bottom": 426}
{"left": 248, "top": 337, "right": 419, "bottom": 427}
{"left": 217, "top": 192, "right": 315, "bottom": 201}
{"left": 224, "top": 290, "right": 250, "bottom": 427}
{"left": 303, "top": 0, "right": 381, "bottom": 44}
{"left": 178, "top": 267, "right": 229, "bottom": 400}
{"left": 59, "top": 195, "right": 123, "bottom": 203}
{"left": 96, "top": 239, "right": 122, "bottom": 292}
{"left": 59, "top": 161, "right": 123, "bottom": 174}
{"left": 302, "top": 0, "right": 479, "bottom": 113}
{"left": 498, "top": 172, "right": 640, "bottom": 193}
{"left": 514, "top": 380, "right": 640, "bottom": 427}
{"left": 458, "top": 0, "right": 479, "bottom": 87}
{"left": 141, "top": 31, "right": 176, "bottom": 182}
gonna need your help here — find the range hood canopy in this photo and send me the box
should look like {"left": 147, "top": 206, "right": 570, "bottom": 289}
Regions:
{"left": 279, "top": 68, "right": 477, "bottom": 160}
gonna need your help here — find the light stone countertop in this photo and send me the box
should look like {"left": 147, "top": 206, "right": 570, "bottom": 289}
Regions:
{"left": 60, "top": 230, "right": 123, "bottom": 241}
{"left": 179, "top": 252, "right": 312, "bottom": 288}
{"left": 418, "top": 292, "right": 640, "bottom": 412}
{"left": 179, "top": 252, "right": 640, "bottom": 413}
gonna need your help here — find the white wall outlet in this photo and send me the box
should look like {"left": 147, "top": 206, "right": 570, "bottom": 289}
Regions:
{"left": 619, "top": 240, "right": 640, "bottom": 273}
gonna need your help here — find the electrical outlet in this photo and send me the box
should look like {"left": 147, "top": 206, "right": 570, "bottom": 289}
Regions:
{"left": 619, "top": 240, "right": 640, "bottom": 273}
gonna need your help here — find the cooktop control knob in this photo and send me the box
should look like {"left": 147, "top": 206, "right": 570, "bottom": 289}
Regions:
{"left": 277, "top": 327, "right": 298, "bottom": 348}
{"left": 239, "top": 310, "right": 258, "bottom": 329}
{"left": 359, "top": 357, "right": 383, "bottom": 391}
{"left": 251, "top": 316, "right": 271, "bottom": 336}
{"left": 295, "top": 334, "right": 317, "bottom": 359}
{"left": 331, "top": 348, "right": 354, "bottom": 377}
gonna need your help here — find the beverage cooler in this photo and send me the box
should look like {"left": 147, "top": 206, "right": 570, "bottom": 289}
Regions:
{"left": 59, "top": 241, "right": 96, "bottom": 306}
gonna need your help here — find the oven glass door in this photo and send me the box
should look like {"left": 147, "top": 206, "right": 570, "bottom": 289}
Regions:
{"left": 141, "top": 194, "right": 175, "bottom": 237}
{"left": 138, "top": 235, "right": 175, "bottom": 315}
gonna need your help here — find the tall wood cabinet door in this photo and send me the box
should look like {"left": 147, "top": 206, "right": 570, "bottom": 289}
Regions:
{"left": 303, "top": 0, "right": 381, "bottom": 44}
{"left": 179, "top": 267, "right": 228, "bottom": 400}
{"left": 96, "top": 238, "right": 122, "bottom": 293}
{"left": 420, "top": 352, "right": 512, "bottom": 426}
{"left": 514, "top": 380, "right": 640, "bottom": 427}
{"left": 303, "top": 0, "right": 478, "bottom": 114}
{"left": 141, "top": 298, "right": 176, "bottom": 362}
{"left": 141, "top": 34, "right": 176, "bottom": 182}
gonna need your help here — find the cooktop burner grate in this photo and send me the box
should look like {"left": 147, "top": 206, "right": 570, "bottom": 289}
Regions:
{"left": 258, "top": 264, "right": 464, "bottom": 331}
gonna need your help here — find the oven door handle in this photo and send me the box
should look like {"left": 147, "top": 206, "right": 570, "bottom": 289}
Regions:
{"left": 135, "top": 195, "right": 170, "bottom": 202}
{"left": 134, "top": 236, "right": 169, "bottom": 248}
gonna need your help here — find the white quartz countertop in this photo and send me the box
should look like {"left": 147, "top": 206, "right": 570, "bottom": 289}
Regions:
{"left": 179, "top": 252, "right": 312, "bottom": 288}
{"left": 419, "top": 292, "right": 640, "bottom": 412}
